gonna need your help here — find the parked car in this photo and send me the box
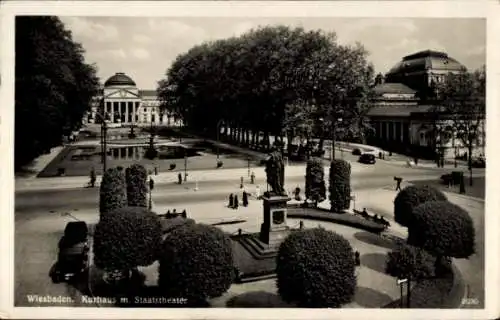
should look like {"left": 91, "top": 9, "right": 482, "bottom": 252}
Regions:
{"left": 359, "top": 153, "right": 376, "bottom": 164}
{"left": 49, "top": 221, "right": 89, "bottom": 283}
{"left": 472, "top": 157, "right": 485, "bottom": 168}
{"left": 352, "top": 148, "right": 362, "bottom": 156}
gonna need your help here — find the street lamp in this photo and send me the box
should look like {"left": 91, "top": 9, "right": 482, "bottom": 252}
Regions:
{"left": 216, "top": 119, "right": 224, "bottom": 160}
{"left": 94, "top": 111, "right": 110, "bottom": 173}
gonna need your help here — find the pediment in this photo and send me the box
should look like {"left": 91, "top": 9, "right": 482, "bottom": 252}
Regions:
{"left": 104, "top": 89, "right": 140, "bottom": 99}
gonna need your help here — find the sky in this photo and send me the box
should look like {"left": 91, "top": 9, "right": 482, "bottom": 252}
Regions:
{"left": 60, "top": 17, "right": 486, "bottom": 90}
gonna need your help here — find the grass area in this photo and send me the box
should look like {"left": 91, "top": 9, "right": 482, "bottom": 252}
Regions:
{"left": 287, "top": 206, "right": 386, "bottom": 233}
{"left": 410, "top": 176, "right": 485, "bottom": 199}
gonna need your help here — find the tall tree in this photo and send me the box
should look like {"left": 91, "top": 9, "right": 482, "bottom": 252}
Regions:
{"left": 15, "top": 16, "right": 99, "bottom": 170}
{"left": 435, "top": 67, "right": 485, "bottom": 185}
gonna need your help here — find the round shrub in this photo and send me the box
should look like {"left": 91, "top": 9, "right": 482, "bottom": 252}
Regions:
{"left": 394, "top": 185, "right": 447, "bottom": 227}
{"left": 125, "top": 164, "right": 148, "bottom": 207}
{"left": 158, "top": 223, "right": 234, "bottom": 304}
{"left": 93, "top": 207, "right": 162, "bottom": 271}
{"left": 276, "top": 228, "right": 356, "bottom": 308}
{"left": 305, "top": 158, "right": 326, "bottom": 206}
{"left": 329, "top": 159, "right": 351, "bottom": 213}
{"left": 386, "top": 243, "right": 435, "bottom": 280}
{"left": 408, "top": 201, "right": 475, "bottom": 259}
{"left": 99, "top": 167, "right": 127, "bottom": 217}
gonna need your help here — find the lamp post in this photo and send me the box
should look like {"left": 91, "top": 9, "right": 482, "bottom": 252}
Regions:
{"left": 184, "top": 154, "right": 188, "bottom": 182}
{"left": 216, "top": 119, "right": 224, "bottom": 160}
{"left": 95, "top": 111, "right": 109, "bottom": 173}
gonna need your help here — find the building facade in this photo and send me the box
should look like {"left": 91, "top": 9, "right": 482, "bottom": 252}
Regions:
{"left": 367, "top": 50, "right": 484, "bottom": 160}
{"left": 87, "top": 72, "right": 179, "bottom": 127}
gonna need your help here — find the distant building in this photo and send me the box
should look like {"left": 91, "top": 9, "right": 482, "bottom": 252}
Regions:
{"left": 86, "top": 72, "right": 180, "bottom": 127}
{"left": 367, "top": 50, "right": 484, "bottom": 160}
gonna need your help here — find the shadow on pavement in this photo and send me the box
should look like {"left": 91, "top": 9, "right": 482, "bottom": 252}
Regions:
{"left": 360, "top": 252, "right": 388, "bottom": 274}
{"left": 226, "top": 291, "right": 294, "bottom": 308}
{"left": 354, "top": 286, "right": 394, "bottom": 308}
{"left": 354, "top": 231, "right": 397, "bottom": 251}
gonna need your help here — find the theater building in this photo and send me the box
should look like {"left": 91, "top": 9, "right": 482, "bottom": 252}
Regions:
{"left": 367, "top": 50, "right": 485, "bottom": 160}
{"left": 87, "top": 72, "right": 179, "bottom": 127}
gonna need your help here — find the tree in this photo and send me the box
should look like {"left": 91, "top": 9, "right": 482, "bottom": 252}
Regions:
{"left": 15, "top": 16, "right": 99, "bottom": 169}
{"left": 125, "top": 164, "right": 148, "bottom": 207}
{"left": 393, "top": 185, "right": 447, "bottom": 227}
{"left": 305, "top": 158, "right": 326, "bottom": 207}
{"left": 408, "top": 201, "right": 475, "bottom": 275}
{"left": 435, "top": 67, "right": 485, "bottom": 185}
{"left": 93, "top": 207, "right": 162, "bottom": 274}
{"left": 386, "top": 244, "right": 435, "bottom": 280}
{"left": 276, "top": 228, "right": 356, "bottom": 307}
{"left": 99, "top": 167, "right": 127, "bottom": 217}
{"left": 329, "top": 159, "right": 351, "bottom": 213}
{"left": 158, "top": 223, "right": 234, "bottom": 305}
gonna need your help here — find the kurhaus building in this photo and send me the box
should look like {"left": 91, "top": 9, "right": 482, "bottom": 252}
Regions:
{"left": 87, "top": 72, "right": 178, "bottom": 127}
{"left": 367, "top": 50, "right": 484, "bottom": 160}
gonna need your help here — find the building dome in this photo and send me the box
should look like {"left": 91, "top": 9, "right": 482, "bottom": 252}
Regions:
{"left": 104, "top": 72, "right": 136, "bottom": 87}
{"left": 386, "top": 50, "right": 466, "bottom": 76}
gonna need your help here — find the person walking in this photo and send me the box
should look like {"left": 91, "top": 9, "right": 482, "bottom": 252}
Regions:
{"left": 395, "top": 177, "right": 403, "bottom": 191}
{"left": 228, "top": 193, "right": 234, "bottom": 208}
{"left": 89, "top": 167, "right": 96, "bottom": 188}
{"left": 242, "top": 191, "right": 249, "bottom": 207}
{"left": 234, "top": 195, "right": 239, "bottom": 209}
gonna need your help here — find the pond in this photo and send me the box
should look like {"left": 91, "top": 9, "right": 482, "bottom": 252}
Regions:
{"left": 70, "top": 145, "right": 203, "bottom": 161}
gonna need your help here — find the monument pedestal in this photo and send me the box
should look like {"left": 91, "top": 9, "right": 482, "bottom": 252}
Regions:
{"left": 239, "top": 194, "right": 291, "bottom": 259}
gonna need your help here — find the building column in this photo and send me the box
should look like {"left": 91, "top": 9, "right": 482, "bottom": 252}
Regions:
{"left": 400, "top": 122, "right": 404, "bottom": 142}
{"left": 385, "top": 122, "right": 390, "bottom": 140}
{"left": 393, "top": 122, "right": 397, "bottom": 140}
{"left": 125, "top": 102, "right": 129, "bottom": 124}
{"left": 111, "top": 102, "right": 115, "bottom": 123}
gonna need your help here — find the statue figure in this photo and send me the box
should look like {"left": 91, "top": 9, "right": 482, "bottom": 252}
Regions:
{"left": 265, "top": 150, "right": 285, "bottom": 196}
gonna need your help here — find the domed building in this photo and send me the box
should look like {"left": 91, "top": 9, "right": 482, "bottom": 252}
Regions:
{"left": 88, "top": 72, "right": 176, "bottom": 126}
{"left": 367, "top": 50, "right": 484, "bottom": 161}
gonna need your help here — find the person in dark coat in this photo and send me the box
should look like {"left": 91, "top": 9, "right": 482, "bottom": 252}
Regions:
{"left": 89, "top": 167, "right": 96, "bottom": 188}
{"left": 354, "top": 251, "right": 361, "bottom": 266}
{"left": 178, "top": 172, "right": 182, "bottom": 184}
{"left": 228, "top": 193, "right": 234, "bottom": 208}
{"left": 234, "top": 195, "right": 239, "bottom": 209}
{"left": 242, "top": 191, "right": 249, "bottom": 207}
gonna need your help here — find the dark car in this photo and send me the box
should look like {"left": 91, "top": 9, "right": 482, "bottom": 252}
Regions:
{"left": 472, "top": 157, "right": 485, "bottom": 168}
{"left": 50, "top": 221, "right": 89, "bottom": 283}
{"left": 359, "top": 153, "right": 376, "bottom": 164}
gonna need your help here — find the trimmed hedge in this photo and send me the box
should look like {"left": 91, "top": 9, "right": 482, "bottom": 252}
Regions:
{"left": 305, "top": 158, "right": 326, "bottom": 205}
{"left": 276, "top": 228, "right": 356, "bottom": 308}
{"left": 408, "top": 201, "right": 475, "bottom": 259}
{"left": 93, "top": 207, "right": 162, "bottom": 271}
{"left": 329, "top": 159, "right": 351, "bottom": 213}
{"left": 386, "top": 244, "right": 435, "bottom": 280}
{"left": 158, "top": 223, "right": 234, "bottom": 303}
{"left": 394, "top": 185, "right": 447, "bottom": 227}
{"left": 99, "top": 167, "right": 127, "bottom": 217}
{"left": 125, "top": 164, "right": 148, "bottom": 207}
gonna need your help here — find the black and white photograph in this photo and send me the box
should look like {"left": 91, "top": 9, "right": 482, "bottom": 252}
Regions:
{"left": 1, "top": 1, "right": 499, "bottom": 319}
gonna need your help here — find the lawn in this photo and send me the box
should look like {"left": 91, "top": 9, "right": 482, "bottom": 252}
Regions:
{"left": 409, "top": 176, "right": 485, "bottom": 199}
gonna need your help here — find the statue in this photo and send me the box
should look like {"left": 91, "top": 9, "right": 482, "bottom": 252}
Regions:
{"left": 264, "top": 150, "right": 285, "bottom": 196}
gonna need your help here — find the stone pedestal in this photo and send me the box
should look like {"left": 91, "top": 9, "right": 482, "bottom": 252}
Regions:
{"left": 259, "top": 195, "right": 291, "bottom": 249}
{"left": 238, "top": 194, "right": 291, "bottom": 259}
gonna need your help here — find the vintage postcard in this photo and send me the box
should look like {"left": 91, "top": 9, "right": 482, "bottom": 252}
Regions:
{"left": 1, "top": 1, "right": 499, "bottom": 319}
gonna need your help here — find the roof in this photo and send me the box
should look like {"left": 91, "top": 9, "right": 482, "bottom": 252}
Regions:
{"left": 104, "top": 72, "right": 136, "bottom": 87}
{"left": 373, "top": 83, "right": 416, "bottom": 95}
{"left": 139, "top": 90, "right": 158, "bottom": 97}
{"left": 368, "top": 105, "right": 434, "bottom": 117}
{"left": 386, "top": 50, "right": 466, "bottom": 75}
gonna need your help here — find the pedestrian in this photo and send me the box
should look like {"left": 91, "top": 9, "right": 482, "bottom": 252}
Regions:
{"left": 354, "top": 251, "right": 361, "bottom": 266}
{"left": 181, "top": 209, "right": 187, "bottom": 218}
{"left": 89, "top": 167, "right": 96, "bottom": 188}
{"left": 242, "top": 191, "right": 248, "bottom": 207}
{"left": 240, "top": 176, "right": 244, "bottom": 189}
{"left": 234, "top": 195, "right": 239, "bottom": 209}
{"left": 172, "top": 209, "right": 177, "bottom": 215}
{"left": 250, "top": 171, "right": 255, "bottom": 184}
{"left": 459, "top": 176, "right": 466, "bottom": 194}
{"left": 255, "top": 185, "right": 261, "bottom": 199}
{"left": 228, "top": 193, "right": 234, "bottom": 208}
{"left": 395, "top": 177, "right": 403, "bottom": 191}
{"left": 178, "top": 172, "right": 182, "bottom": 185}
